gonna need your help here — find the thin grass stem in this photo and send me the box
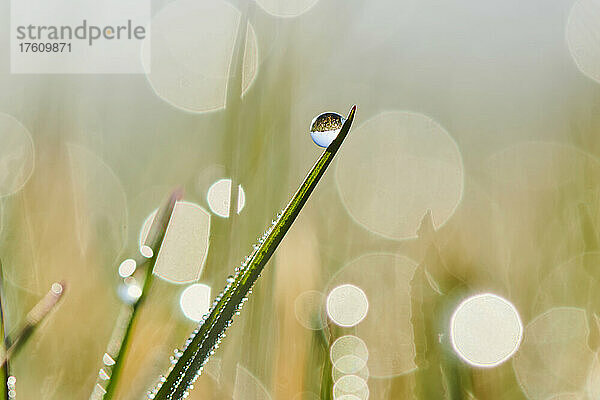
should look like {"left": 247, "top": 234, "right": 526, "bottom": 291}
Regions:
{"left": 151, "top": 105, "right": 356, "bottom": 400}
{"left": 0, "top": 281, "right": 65, "bottom": 368}
{"left": 0, "top": 260, "right": 8, "bottom": 400}
{"left": 102, "top": 188, "right": 182, "bottom": 400}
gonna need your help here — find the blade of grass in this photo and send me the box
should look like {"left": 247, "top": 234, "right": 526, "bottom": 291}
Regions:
{"left": 151, "top": 105, "right": 357, "bottom": 400}
{"left": 102, "top": 188, "right": 183, "bottom": 400}
{"left": 319, "top": 339, "right": 334, "bottom": 400}
{"left": 0, "top": 260, "right": 8, "bottom": 400}
{"left": 88, "top": 307, "right": 133, "bottom": 400}
{"left": 223, "top": 4, "right": 248, "bottom": 268}
{"left": 0, "top": 281, "right": 65, "bottom": 368}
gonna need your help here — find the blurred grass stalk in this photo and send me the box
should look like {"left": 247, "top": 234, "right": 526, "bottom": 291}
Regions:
{"left": 0, "top": 281, "right": 65, "bottom": 368}
{"left": 0, "top": 260, "right": 8, "bottom": 400}
{"left": 0, "top": 277, "right": 65, "bottom": 399}
{"left": 101, "top": 188, "right": 183, "bottom": 400}
{"left": 151, "top": 105, "right": 356, "bottom": 400}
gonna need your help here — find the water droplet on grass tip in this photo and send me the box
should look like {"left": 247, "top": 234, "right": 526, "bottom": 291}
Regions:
{"left": 310, "top": 112, "right": 345, "bottom": 148}
{"left": 51, "top": 282, "right": 63, "bottom": 295}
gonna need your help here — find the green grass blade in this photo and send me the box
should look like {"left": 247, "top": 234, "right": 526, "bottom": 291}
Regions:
{"left": 151, "top": 105, "right": 357, "bottom": 400}
{"left": 0, "top": 260, "right": 8, "bottom": 400}
{"left": 102, "top": 188, "right": 182, "bottom": 400}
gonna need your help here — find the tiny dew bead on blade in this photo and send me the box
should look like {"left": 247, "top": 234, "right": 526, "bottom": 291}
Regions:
{"left": 310, "top": 112, "right": 346, "bottom": 148}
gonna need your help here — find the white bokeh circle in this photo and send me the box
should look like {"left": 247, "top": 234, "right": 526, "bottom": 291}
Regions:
{"left": 206, "top": 178, "right": 246, "bottom": 218}
{"left": 450, "top": 293, "right": 522, "bottom": 368}
{"left": 143, "top": 0, "right": 259, "bottom": 113}
{"left": 180, "top": 283, "right": 212, "bottom": 322}
{"left": 330, "top": 335, "right": 369, "bottom": 367}
{"left": 332, "top": 375, "right": 369, "bottom": 400}
{"left": 513, "top": 307, "right": 595, "bottom": 400}
{"left": 336, "top": 111, "right": 464, "bottom": 240}
{"left": 294, "top": 290, "right": 326, "bottom": 330}
{"left": 326, "top": 284, "right": 369, "bottom": 327}
{"left": 332, "top": 355, "right": 369, "bottom": 384}
{"left": 139, "top": 201, "right": 211, "bottom": 283}
{"left": 327, "top": 254, "right": 417, "bottom": 377}
{"left": 118, "top": 259, "right": 137, "bottom": 278}
{"left": 567, "top": 0, "right": 600, "bottom": 84}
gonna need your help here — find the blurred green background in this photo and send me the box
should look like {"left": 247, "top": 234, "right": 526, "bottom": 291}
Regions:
{"left": 2, "top": 0, "right": 600, "bottom": 398}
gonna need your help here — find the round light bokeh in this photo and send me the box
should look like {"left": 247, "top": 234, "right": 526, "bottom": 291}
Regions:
{"left": 333, "top": 354, "right": 368, "bottom": 375}
{"left": 294, "top": 290, "right": 326, "bottom": 330}
{"left": 206, "top": 178, "right": 246, "bottom": 218}
{"left": 332, "top": 375, "right": 369, "bottom": 400}
{"left": 143, "top": 0, "right": 259, "bottom": 113}
{"left": 330, "top": 335, "right": 369, "bottom": 367}
{"left": 118, "top": 278, "right": 142, "bottom": 305}
{"left": 567, "top": 0, "right": 600, "bottom": 84}
{"left": 127, "top": 284, "right": 142, "bottom": 300}
{"left": 255, "top": 0, "right": 320, "bottom": 18}
{"left": 327, "top": 254, "right": 417, "bottom": 377}
{"left": 326, "top": 284, "right": 369, "bottom": 327}
{"left": 51, "top": 282, "right": 63, "bottom": 295}
{"left": 179, "top": 283, "right": 212, "bottom": 322}
{"left": 0, "top": 113, "right": 34, "bottom": 197}
{"left": 450, "top": 293, "right": 522, "bottom": 368}
{"left": 335, "top": 111, "right": 464, "bottom": 240}
{"left": 332, "top": 355, "right": 369, "bottom": 383}
{"left": 118, "top": 259, "right": 136, "bottom": 278}
{"left": 140, "top": 245, "right": 153, "bottom": 259}
{"left": 513, "top": 307, "right": 594, "bottom": 400}
{"left": 139, "top": 201, "right": 210, "bottom": 283}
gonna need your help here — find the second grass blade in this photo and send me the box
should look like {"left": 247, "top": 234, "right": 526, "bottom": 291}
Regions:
{"left": 151, "top": 105, "right": 357, "bottom": 400}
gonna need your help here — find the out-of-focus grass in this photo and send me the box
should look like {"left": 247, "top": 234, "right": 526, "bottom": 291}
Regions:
{"left": 0, "top": 259, "right": 7, "bottom": 400}
{"left": 103, "top": 188, "right": 181, "bottom": 400}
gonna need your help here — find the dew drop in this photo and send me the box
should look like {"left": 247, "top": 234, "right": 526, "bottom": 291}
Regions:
{"left": 103, "top": 352, "right": 116, "bottom": 366}
{"left": 99, "top": 368, "right": 111, "bottom": 380}
{"left": 310, "top": 112, "right": 345, "bottom": 148}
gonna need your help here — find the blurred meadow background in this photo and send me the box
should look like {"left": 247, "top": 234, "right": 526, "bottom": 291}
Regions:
{"left": 2, "top": 0, "right": 600, "bottom": 398}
